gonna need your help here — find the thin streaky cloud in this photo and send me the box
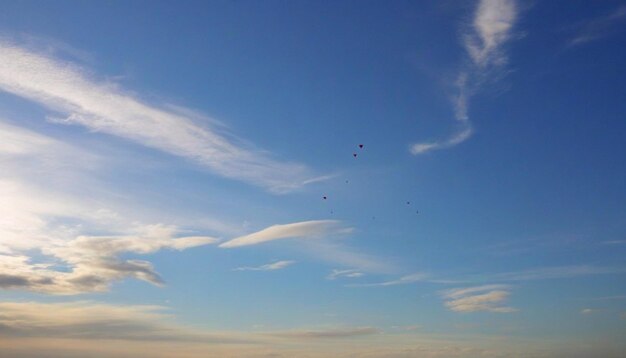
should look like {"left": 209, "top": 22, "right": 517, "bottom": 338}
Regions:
{"left": 219, "top": 220, "right": 349, "bottom": 248}
{"left": 234, "top": 260, "right": 295, "bottom": 271}
{"left": 582, "top": 295, "right": 626, "bottom": 301}
{"left": 347, "top": 272, "right": 428, "bottom": 287}
{"left": 568, "top": 5, "right": 626, "bottom": 46}
{"left": 442, "top": 284, "right": 516, "bottom": 313}
{"left": 326, "top": 269, "right": 365, "bottom": 280}
{"left": 302, "top": 240, "right": 396, "bottom": 274}
{"left": 441, "top": 284, "right": 510, "bottom": 299}
{"left": 580, "top": 308, "right": 597, "bottom": 315}
{"left": 411, "top": 0, "right": 518, "bottom": 155}
{"left": 602, "top": 240, "right": 626, "bottom": 245}
{"left": 269, "top": 326, "right": 380, "bottom": 339}
{"left": 489, "top": 265, "right": 626, "bottom": 282}
{"left": 0, "top": 40, "right": 318, "bottom": 193}
{"left": 442, "top": 265, "right": 626, "bottom": 285}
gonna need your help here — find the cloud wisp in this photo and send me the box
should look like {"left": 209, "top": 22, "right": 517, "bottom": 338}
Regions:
{"left": 269, "top": 327, "right": 380, "bottom": 340}
{"left": 411, "top": 0, "right": 518, "bottom": 155}
{"left": 234, "top": 260, "right": 295, "bottom": 271}
{"left": 568, "top": 5, "right": 626, "bottom": 46}
{"left": 219, "top": 220, "right": 350, "bottom": 248}
{"left": 0, "top": 40, "right": 317, "bottom": 193}
{"left": 441, "top": 284, "right": 516, "bottom": 313}
{"left": 326, "top": 269, "right": 365, "bottom": 280}
{"left": 487, "top": 265, "right": 626, "bottom": 282}
{"left": 347, "top": 273, "right": 428, "bottom": 287}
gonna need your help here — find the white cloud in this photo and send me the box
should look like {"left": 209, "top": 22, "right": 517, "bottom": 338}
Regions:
{"left": 348, "top": 273, "right": 428, "bottom": 287}
{"left": 234, "top": 260, "right": 295, "bottom": 271}
{"left": 465, "top": 0, "right": 518, "bottom": 68}
{"left": 580, "top": 308, "right": 595, "bottom": 315}
{"left": 0, "top": 134, "right": 220, "bottom": 295}
{"left": 411, "top": 0, "right": 518, "bottom": 155}
{"left": 442, "top": 285, "right": 516, "bottom": 313}
{"left": 219, "top": 220, "right": 349, "bottom": 248}
{"left": 220, "top": 221, "right": 393, "bottom": 274}
{"left": 0, "top": 40, "right": 317, "bottom": 193}
{"left": 0, "top": 223, "right": 218, "bottom": 295}
{"left": 326, "top": 269, "right": 365, "bottom": 280}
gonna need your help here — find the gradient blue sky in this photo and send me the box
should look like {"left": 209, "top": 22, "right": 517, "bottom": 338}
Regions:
{"left": 0, "top": 1, "right": 625, "bottom": 357}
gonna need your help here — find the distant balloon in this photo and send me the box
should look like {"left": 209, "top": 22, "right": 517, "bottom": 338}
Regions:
{"left": 323, "top": 196, "right": 327, "bottom": 200}
{"left": 406, "top": 201, "right": 410, "bottom": 205}
{"left": 353, "top": 153, "right": 357, "bottom": 158}
{"left": 358, "top": 144, "right": 364, "bottom": 149}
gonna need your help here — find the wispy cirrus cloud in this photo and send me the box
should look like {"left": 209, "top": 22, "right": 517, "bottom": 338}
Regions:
{"left": 326, "top": 269, "right": 365, "bottom": 280}
{"left": 441, "top": 284, "right": 516, "bottom": 313}
{"left": 219, "top": 220, "right": 350, "bottom": 248}
{"left": 488, "top": 265, "right": 626, "bottom": 282}
{"left": 602, "top": 240, "right": 626, "bottom": 245}
{"left": 411, "top": 0, "right": 518, "bottom": 155}
{"left": 568, "top": 5, "right": 626, "bottom": 46}
{"left": 347, "top": 273, "right": 428, "bottom": 287}
{"left": 219, "top": 220, "right": 392, "bottom": 274}
{"left": 234, "top": 260, "right": 295, "bottom": 271}
{"left": 0, "top": 40, "right": 318, "bottom": 193}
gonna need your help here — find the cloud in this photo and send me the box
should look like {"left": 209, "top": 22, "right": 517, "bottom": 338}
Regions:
{"left": 602, "top": 240, "right": 626, "bottom": 245}
{"left": 584, "top": 295, "right": 626, "bottom": 301}
{"left": 0, "top": 40, "right": 317, "bottom": 193}
{"left": 217, "top": 220, "right": 392, "bottom": 274}
{"left": 234, "top": 260, "right": 295, "bottom": 271}
{"left": 568, "top": 5, "right": 626, "bottom": 46}
{"left": 0, "top": 301, "right": 252, "bottom": 344}
{"left": 580, "top": 308, "right": 596, "bottom": 315}
{"left": 269, "top": 327, "right": 379, "bottom": 340}
{"left": 348, "top": 273, "right": 428, "bottom": 287}
{"left": 464, "top": 0, "right": 518, "bottom": 68}
{"left": 411, "top": 0, "right": 518, "bottom": 155}
{"left": 442, "top": 285, "right": 516, "bottom": 313}
{"left": 219, "top": 220, "right": 349, "bottom": 248}
{"left": 443, "top": 265, "right": 626, "bottom": 285}
{"left": 0, "top": 122, "right": 228, "bottom": 295}
{"left": 326, "top": 269, "right": 365, "bottom": 280}
{"left": 300, "top": 239, "right": 396, "bottom": 274}
{"left": 489, "top": 265, "right": 626, "bottom": 282}
{"left": 0, "top": 224, "right": 218, "bottom": 295}
{"left": 0, "top": 301, "right": 618, "bottom": 357}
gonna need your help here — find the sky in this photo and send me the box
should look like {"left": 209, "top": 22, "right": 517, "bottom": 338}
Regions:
{"left": 0, "top": 0, "right": 625, "bottom": 357}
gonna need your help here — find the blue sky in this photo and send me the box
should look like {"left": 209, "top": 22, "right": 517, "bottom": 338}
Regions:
{"left": 0, "top": 0, "right": 625, "bottom": 357}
